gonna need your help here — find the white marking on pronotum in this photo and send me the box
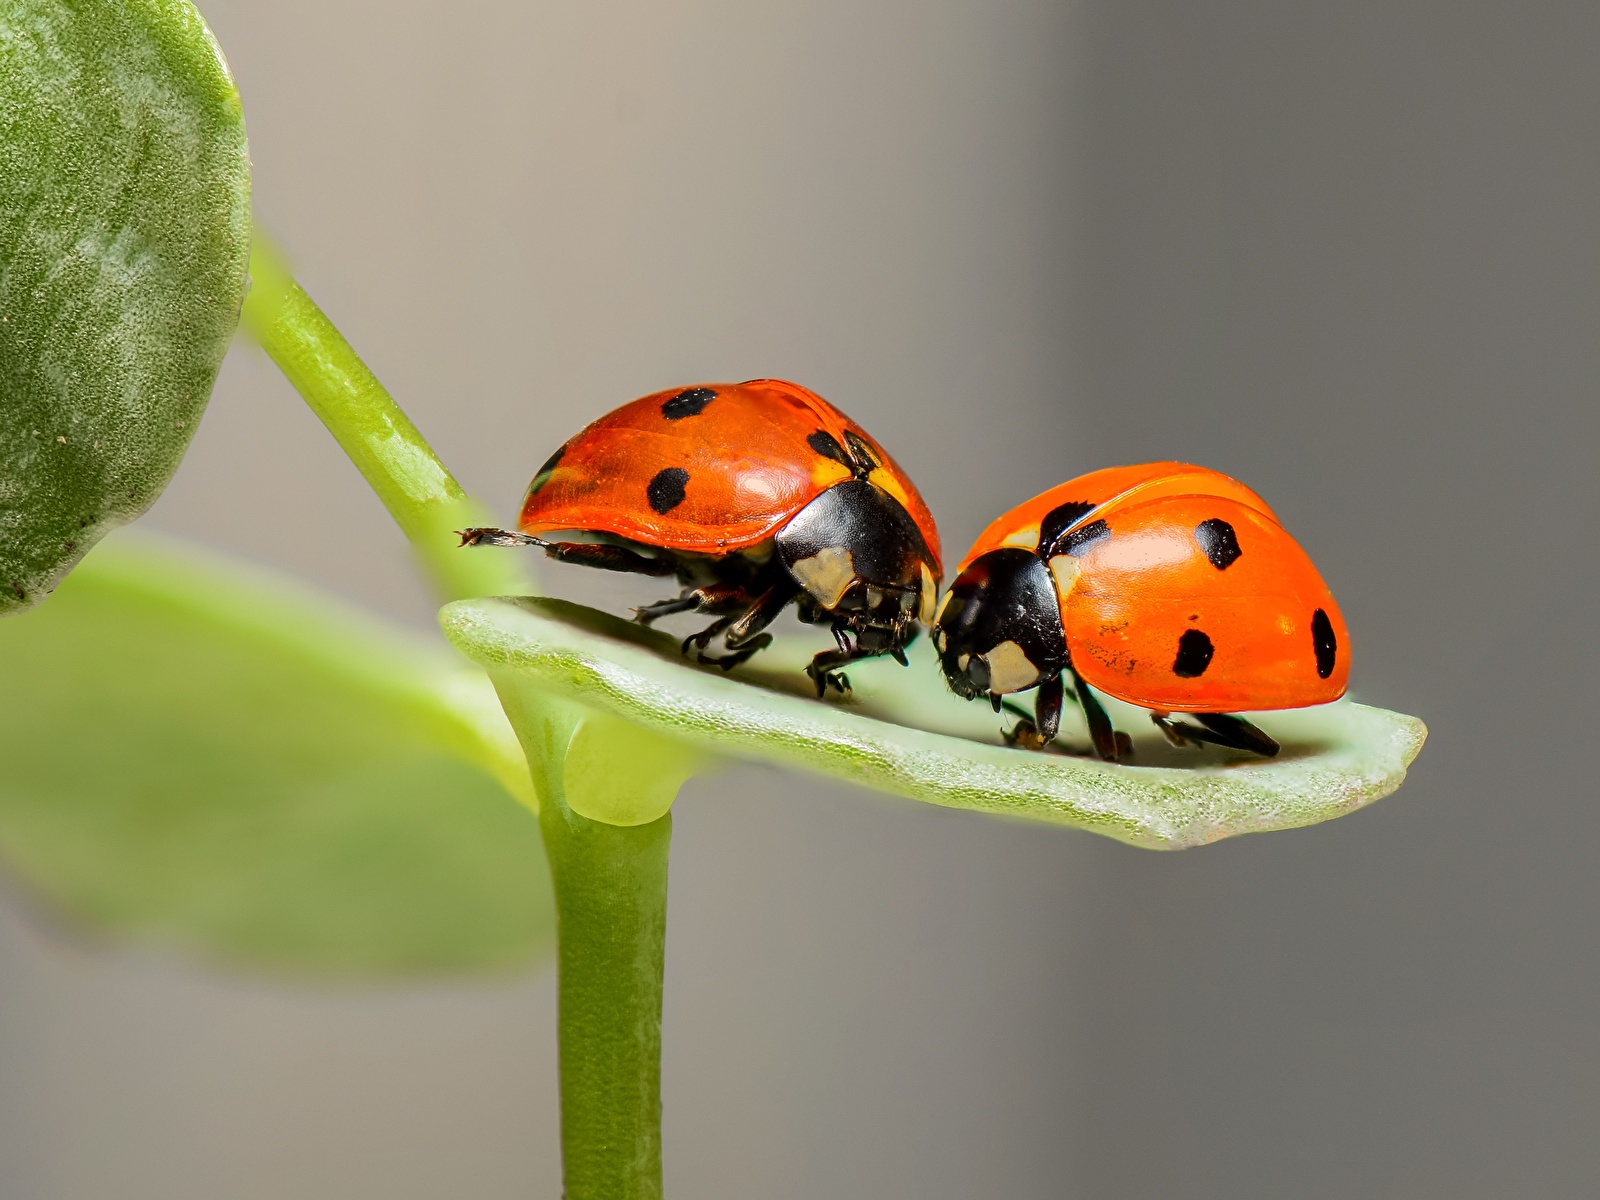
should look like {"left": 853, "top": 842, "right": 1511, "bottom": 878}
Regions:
{"left": 918, "top": 562, "right": 937, "bottom": 626}
{"left": 1001, "top": 525, "right": 1040, "bottom": 550}
{"left": 983, "top": 639, "right": 1041, "bottom": 694}
{"left": 1048, "top": 554, "right": 1082, "bottom": 598}
{"left": 789, "top": 545, "right": 857, "bottom": 609}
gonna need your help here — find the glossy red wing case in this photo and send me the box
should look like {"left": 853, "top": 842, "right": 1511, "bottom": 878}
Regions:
{"left": 519, "top": 378, "right": 941, "bottom": 570}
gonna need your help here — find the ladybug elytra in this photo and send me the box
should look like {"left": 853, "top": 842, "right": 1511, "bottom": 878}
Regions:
{"left": 931, "top": 463, "right": 1350, "bottom": 759}
{"left": 461, "top": 379, "right": 942, "bottom": 694}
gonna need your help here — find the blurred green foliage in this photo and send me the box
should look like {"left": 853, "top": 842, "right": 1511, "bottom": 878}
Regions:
{"left": 0, "top": 535, "right": 552, "bottom": 977}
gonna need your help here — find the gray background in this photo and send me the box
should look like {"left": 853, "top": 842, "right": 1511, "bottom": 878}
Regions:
{"left": 1, "top": 0, "right": 1596, "bottom": 1196}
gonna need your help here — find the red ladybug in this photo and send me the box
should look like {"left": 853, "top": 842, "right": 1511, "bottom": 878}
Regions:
{"left": 461, "top": 379, "right": 942, "bottom": 694}
{"left": 931, "top": 463, "right": 1349, "bottom": 759}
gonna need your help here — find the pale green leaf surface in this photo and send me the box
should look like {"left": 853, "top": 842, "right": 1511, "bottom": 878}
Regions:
{"left": 0, "top": 533, "right": 552, "bottom": 977}
{"left": 0, "top": 0, "right": 251, "bottom": 613}
{"left": 443, "top": 597, "right": 1427, "bottom": 851}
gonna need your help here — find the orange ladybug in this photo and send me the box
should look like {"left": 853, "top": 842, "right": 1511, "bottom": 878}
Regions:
{"left": 461, "top": 379, "right": 942, "bottom": 694}
{"left": 930, "top": 463, "right": 1349, "bottom": 759}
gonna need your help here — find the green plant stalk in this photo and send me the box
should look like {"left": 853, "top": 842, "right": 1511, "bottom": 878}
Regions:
{"left": 542, "top": 776, "right": 669, "bottom": 1200}
{"left": 240, "top": 235, "right": 669, "bottom": 1195}
{"left": 240, "top": 232, "right": 526, "bottom": 604}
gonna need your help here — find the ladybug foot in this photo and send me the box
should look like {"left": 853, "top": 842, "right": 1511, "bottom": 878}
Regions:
{"left": 1152, "top": 713, "right": 1202, "bottom": 749}
{"left": 635, "top": 594, "right": 701, "bottom": 625}
{"left": 1003, "top": 718, "right": 1050, "bottom": 752}
{"left": 805, "top": 665, "right": 852, "bottom": 698}
{"left": 694, "top": 634, "right": 773, "bottom": 672}
{"left": 457, "top": 527, "right": 547, "bottom": 548}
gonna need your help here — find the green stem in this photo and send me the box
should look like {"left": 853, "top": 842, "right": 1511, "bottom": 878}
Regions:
{"left": 495, "top": 686, "right": 670, "bottom": 1198}
{"left": 240, "top": 229, "right": 528, "bottom": 603}
{"left": 243, "top": 229, "right": 670, "bottom": 1197}
{"left": 542, "top": 786, "right": 669, "bottom": 1200}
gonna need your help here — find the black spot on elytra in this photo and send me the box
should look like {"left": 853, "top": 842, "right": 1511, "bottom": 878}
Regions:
{"left": 843, "top": 430, "right": 881, "bottom": 474}
{"left": 1062, "top": 518, "right": 1110, "bottom": 557}
{"left": 526, "top": 444, "right": 566, "bottom": 497}
{"left": 1194, "top": 518, "right": 1242, "bottom": 570}
{"left": 661, "top": 387, "right": 717, "bottom": 419}
{"left": 808, "top": 429, "right": 851, "bottom": 466}
{"left": 1038, "top": 501, "right": 1096, "bottom": 556}
{"left": 647, "top": 467, "right": 690, "bottom": 514}
{"left": 1172, "top": 628, "right": 1214, "bottom": 678}
{"left": 1311, "top": 608, "right": 1337, "bottom": 678}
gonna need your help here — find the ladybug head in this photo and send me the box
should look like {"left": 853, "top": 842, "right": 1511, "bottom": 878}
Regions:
{"left": 932, "top": 549, "right": 1068, "bottom": 701}
{"left": 775, "top": 479, "right": 940, "bottom": 649}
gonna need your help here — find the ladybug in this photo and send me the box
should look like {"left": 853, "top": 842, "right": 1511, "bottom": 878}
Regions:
{"left": 460, "top": 379, "right": 942, "bottom": 695}
{"left": 930, "top": 462, "right": 1349, "bottom": 760}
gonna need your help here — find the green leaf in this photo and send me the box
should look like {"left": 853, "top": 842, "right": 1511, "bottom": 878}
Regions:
{"left": 0, "top": 0, "right": 251, "bottom": 614}
{"left": 442, "top": 597, "right": 1427, "bottom": 851}
{"left": 0, "top": 534, "right": 553, "bottom": 977}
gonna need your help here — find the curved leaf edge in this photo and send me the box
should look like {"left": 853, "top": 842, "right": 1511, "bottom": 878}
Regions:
{"left": 443, "top": 596, "right": 1427, "bottom": 851}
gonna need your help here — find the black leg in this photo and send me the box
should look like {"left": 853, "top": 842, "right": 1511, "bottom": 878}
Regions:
{"left": 682, "top": 580, "right": 799, "bottom": 671}
{"left": 1152, "top": 713, "right": 1194, "bottom": 748}
{"left": 638, "top": 579, "right": 766, "bottom": 627}
{"left": 682, "top": 614, "right": 735, "bottom": 656}
{"left": 1003, "top": 672, "right": 1065, "bottom": 751}
{"left": 540, "top": 541, "right": 678, "bottom": 576}
{"left": 634, "top": 594, "right": 701, "bottom": 625}
{"left": 1194, "top": 712, "right": 1280, "bottom": 757}
{"left": 806, "top": 623, "right": 887, "bottom": 697}
{"left": 1150, "top": 712, "right": 1280, "bottom": 757}
{"left": 1035, "top": 673, "right": 1064, "bottom": 744}
{"left": 724, "top": 579, "right": 799, "bottom": 650}
{"left": 1069, "top": 666, "right": 1121, "bottom": 761}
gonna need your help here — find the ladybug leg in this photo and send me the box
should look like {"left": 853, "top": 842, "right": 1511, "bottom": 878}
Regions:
{"left": 804, "top": 647, "right": 854, "bottom": 697}
{"left": 535, "top": 541, "right": 678, "bottom": 576}
{"left": 1068, "top": 667, "right": 1123, "bottom": 761}
{"left": 806, "top": 625, "right": 852, "bottom": 696}
{"left": 1151, "top": 713, "right": 1199, "bottom": 748}
{"left": 805, "top": 625, "right": 882, "bottom": 697}
{"left": 640, "top": 577, "right": 768, "bottom": 627}
{"left": 677, "top": 581, "right": 781, "bottom": 657}
{"left": 692, "top": 580, "right": 800, "bottom": 672}
{"left": 634, "top": 593, "right": 702, "bottom": 625}
{"left": 723, "top": 579, "right": 799, "bottom": 649}
{"left": 1149, "top": 712, "right": 1279, "bottom": 757}
{"left": 458, "top": 527, "right": 545, "bottom": 547}
{"left": 1194, "top": 713, "right": 1280, "bottom": 757}
{"left": 1003, "top": 673, "right": 1066, "bottom": 752}
{"left": 682, "top": 614, "right": 736, "bottom": 656}
{"left": 831, "top": 624, "right": 853, "bottom": 655}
